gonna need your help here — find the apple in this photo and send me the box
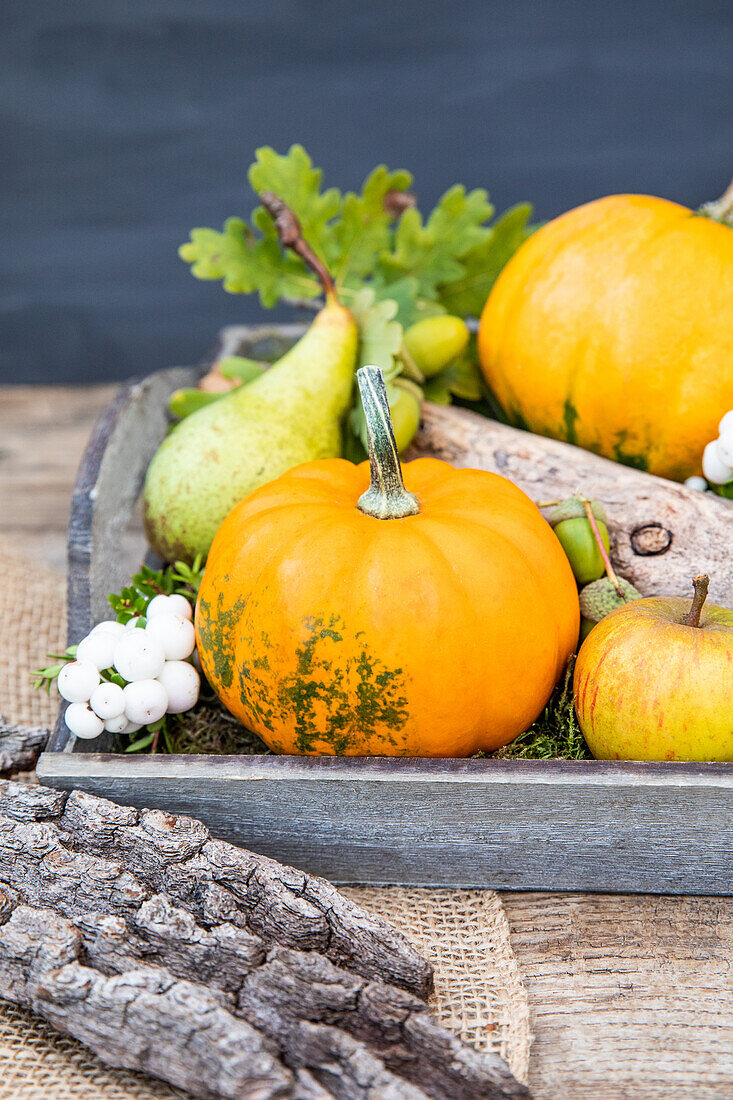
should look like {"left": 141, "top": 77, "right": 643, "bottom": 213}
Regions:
{"left": 574, "top": 574, "right": 733, "bottom": 761}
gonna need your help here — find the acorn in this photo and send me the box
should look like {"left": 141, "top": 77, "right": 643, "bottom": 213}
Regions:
{"left": 578, "top": 577, "right": 643, "bottom": 641}
{"left": 548, "top": 496, "right": 610, "bottom": 585}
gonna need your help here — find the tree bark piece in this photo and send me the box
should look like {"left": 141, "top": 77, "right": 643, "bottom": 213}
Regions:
{"left": 0, "top": 779, "right": 528, "bottom": 1100}
{"left": 237, "top": 945, "right": 528, "bottom": 1100}
{"left": 58, "top": 786, "right": 434, "bottom": 999}
{"left": 0, "top": 717, "right": 48, "bottom": 776}
{"left": 413, "top": 404, "right": 733, "bottom": 606}
{"left": 0, "top": 900, "right": 295, "bottom": 1100}
{"left": 0, "top": 777, "right": 430, "bottom": 996}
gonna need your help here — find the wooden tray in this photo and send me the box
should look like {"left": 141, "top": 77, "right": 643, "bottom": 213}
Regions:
{"left": 37, "top": 326, "right": 733, "bottom": 894}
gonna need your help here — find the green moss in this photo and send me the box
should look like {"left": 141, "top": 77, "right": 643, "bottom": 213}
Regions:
{"left": 166, "top": 696, "right": 271, "bottom": 755}
{"left": 492, "top": 657, "right": 592, "bottom": 760}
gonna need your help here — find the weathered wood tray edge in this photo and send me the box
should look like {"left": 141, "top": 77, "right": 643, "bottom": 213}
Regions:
{"left": 37, "top": 325, "right": 733, "bottom": 894}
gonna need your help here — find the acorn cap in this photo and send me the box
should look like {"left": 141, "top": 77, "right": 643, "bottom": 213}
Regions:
{"left": 579, "top": 577, "right": 643, "bottom": 624}
{"left": 548, "top": 495, "right": 608, "bottom": 528}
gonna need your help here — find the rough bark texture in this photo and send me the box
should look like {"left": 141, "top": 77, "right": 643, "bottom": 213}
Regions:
{"left": 0, "top": 778, "right": 528, "bottom": 1100}
{"left": 412, "top": 404, "right": 733, "bottom": 606}
{"left": 0, "top": 718, "right": 48, "bottom": 776}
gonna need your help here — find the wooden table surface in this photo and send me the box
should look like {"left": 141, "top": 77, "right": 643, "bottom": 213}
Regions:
{"left": 2, "top": 383, "right": 733, "bottom": 1099}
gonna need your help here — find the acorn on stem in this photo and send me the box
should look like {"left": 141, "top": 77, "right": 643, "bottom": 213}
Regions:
{"left": 579, "top": 577, "right": 642, "bottom": 641}
{"left": 548, "top": 496, "right": 610, "bottom": 585}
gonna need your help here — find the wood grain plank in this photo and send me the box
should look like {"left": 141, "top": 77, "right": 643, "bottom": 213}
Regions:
{"left": 0, "top": 385, "right": 115, "bottom": 569}
{"left": 501, "top": 892, "right": 733, "bottom": 1099}
{"left": 35, "top": 751, "right": 733, "bottom": 895}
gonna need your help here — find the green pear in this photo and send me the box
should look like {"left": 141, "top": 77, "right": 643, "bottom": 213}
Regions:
{"left": 143, "top": 294, "right": 358, "bottom": 562}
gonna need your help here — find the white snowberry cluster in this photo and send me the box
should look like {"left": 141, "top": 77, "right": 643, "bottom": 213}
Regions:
{"left": 58, "top": 593, "right": 200, "bottom": 741}
{"left": 701, "top": 411, "right": 733, "bottom": 486}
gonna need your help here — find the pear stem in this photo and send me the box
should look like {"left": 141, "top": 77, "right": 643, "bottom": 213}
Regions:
{"left": 698, "top": 177, "right": 733, "bottom": 227}
{"left": 260, "top": 192, "right": 337, "bottom": 298}
{"left": 356, "top": 367, "right": 420, "bottom": 520}
{"left": 684, "top": 573, "right": 710, "bottom": 627}
{"left": 582, "top": 499, "right": 624, "bottom": 598}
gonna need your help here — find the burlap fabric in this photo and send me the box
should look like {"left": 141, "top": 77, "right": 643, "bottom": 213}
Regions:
{"left": 0, "top": 535, "right": 531, "bottom": 1096}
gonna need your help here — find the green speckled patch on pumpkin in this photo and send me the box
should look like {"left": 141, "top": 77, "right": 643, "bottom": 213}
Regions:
{"left": 562, "top": 398, "right": 579, "bottom": 446}
{"left": 244, "top": 612, "right": 409, "bottom": 754}
{"left": 612, "top": 430, "right": 649, "bottom": 471}
{"left": 197, "top": 592, "right": 248, "bottom": 689}
{"left": 507, "top": 407, "right": 531, "bottom": 433}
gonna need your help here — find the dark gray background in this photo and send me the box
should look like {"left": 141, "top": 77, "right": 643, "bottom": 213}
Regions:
{"left": 2, "top": 0, "right": 732, "bottom": 383}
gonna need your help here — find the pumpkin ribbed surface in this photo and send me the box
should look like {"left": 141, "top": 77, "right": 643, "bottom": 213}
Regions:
{"left": 196, "top": 457, "right": 579, "bottom": 756}
{"left": 478, "top": 194, "right": 733, "bottom": 481}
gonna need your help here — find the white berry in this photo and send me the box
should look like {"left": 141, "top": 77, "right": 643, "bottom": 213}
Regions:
{"left": 157, "top": 660, "right": 200, "bottom": 713}
{"left": 104, "top": 712, "right": 130, "bottom": 733}
{"left": 145, "top": 614, "right": 196, "bottom": 661}
{"left": 125, "top": 616, "right": 146, "bottom": 630}
{"left": 76, "top": 629, "right": 119, "bottom": 671}
{"left": 684, "top": 475, "right": 708, "bottom": 492}
{"left": 65, "top": 702, "right": 104, "bottom": 740}
{"left": 166, "top": 594, "right": 193, "bottom": 621}
{"left": 702, "top": 440, "right": 733, "bottom": 485}
{"left": 57, "top": 660, "right": 100, "bottom": 703}
{"left": 91, "top": 620, "right": 126, "bottom": 640}
{"left": 718, "top": 410, "right": 733, "bottom": 437}
{"left": 114, "top": 632, "right": 165, "bottom": 681}
{"left": 89, "top": 681, "right": 126, "bottom": 720}
{"left": 123, "top": 679, "right": 168, "bottom": 724}
{"left": 146, "top": 594, "right": 175, "bottom": 619}
{"left": 718, "top": 431, "right": 733, "bottom": 465}
{"left": 123, "top": 721, "right": 143, "bottom": 733}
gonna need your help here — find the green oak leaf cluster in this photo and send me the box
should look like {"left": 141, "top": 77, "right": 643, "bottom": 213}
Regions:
{"left": 179, "top": 144, "right": 533, "bottom": 442}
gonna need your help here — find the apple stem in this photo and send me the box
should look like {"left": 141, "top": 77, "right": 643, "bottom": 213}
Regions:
{"left": 582, "top": 499, "right": 624, "bottom": 598}
{"left": 684, "top": 573, "right": 710, "bottom": 628}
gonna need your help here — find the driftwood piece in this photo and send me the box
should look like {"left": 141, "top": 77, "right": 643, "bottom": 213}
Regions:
{"left": 413, "top": 404, "right": 733, "bottom": 606}
{"left": 0, "top": 717, "right": 48, "bottom": 776}
{"left": 0, "top": 778, "right": 528, "bottom": 1100}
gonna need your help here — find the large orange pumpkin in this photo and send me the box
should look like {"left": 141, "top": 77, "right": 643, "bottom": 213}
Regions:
{"left": 478, "top": 186, "right": 733, "bottom": 481}
{"left": 195, "top": 367, "right": 579, "bottom": 757}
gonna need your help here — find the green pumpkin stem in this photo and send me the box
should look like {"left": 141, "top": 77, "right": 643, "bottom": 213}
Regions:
{"left": 684, "top": 573, "right": 710, "bottom": 628}
{"left": 582, "top": 499, "right": 624, "bottom": 598}
{"left": 698, "top": 178, "right": 733, "bottom": 228}
{"left": 357, "top": 366, "right": 420, "bottom": 520}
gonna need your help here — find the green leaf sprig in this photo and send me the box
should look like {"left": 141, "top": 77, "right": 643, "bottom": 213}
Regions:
{"left": 108, "top": 557, "right": 204, "bottom": 624}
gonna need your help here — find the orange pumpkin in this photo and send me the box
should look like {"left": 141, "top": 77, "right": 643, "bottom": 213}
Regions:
{"left": 195, "top": 367, "right": 579, "bottom": 757}
{"left": 478, "top": 185, "right": 733, "bottom": 481}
